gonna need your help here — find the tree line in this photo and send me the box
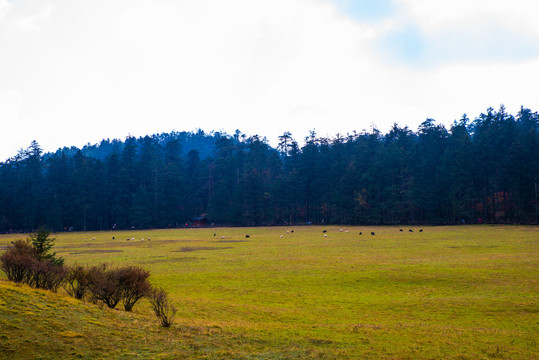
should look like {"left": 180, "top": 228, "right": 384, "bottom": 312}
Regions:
{"left": 0, "top": 106, "right": 537, "bottom": 231}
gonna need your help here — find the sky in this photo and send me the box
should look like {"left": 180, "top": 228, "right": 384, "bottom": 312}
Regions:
{"left": 1, "top": 0, "right": 539, "bottom": 161}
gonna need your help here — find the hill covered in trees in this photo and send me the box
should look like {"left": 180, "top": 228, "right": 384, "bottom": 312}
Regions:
{"left": 1, "top": 106, "right": 537, "bottom": 232}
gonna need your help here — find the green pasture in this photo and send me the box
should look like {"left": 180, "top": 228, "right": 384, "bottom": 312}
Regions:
{"left": 1, "top": 225, "right": 538, "bottom": 359}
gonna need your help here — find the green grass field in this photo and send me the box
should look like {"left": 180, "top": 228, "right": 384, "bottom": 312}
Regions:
{"left": 1, "top": 225, "right": 538, "bottom": 359}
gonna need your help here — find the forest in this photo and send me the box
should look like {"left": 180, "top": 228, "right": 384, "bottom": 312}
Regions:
{"left": 0, "top": 106, "right": 537, "bottom": 232}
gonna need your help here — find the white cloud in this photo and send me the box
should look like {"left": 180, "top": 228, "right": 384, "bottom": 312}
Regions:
{"left": 0, "top": 0, "right": 11, "bottom": 22}
{"left": 387, "top": 0, "right": 539, "bottom": 65}
{"left": 0, "top": 0, "right": 538, "bottom": 161}
{"left": 0, "top": 0, "right": 54, "bottom": 32}
{"left": 0, "top": 89, "right": 22, "bottom": 121}
{"left": 14, "top": 2, "right": 54, "bottom": 32}
{"left": 396, "top": 0, "right": 539, "bottom": 34}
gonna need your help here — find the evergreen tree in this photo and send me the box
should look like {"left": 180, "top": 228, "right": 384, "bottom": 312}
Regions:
{"left": 30, "top": 227, "right": 63, "bottom": 265}
{"left": 159, "top": 139, "right": 185, "bottom": 227}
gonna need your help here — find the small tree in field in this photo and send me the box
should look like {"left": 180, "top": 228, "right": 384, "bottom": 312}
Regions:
{"left": 30, "top": 227, "right": 63, "bottom": 265}
{"left": 148, "top": 287, "right": 176, "bottom": 327}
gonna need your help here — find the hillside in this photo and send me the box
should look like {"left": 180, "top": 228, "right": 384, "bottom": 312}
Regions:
{"left": 63, "top": 130, "right": 219, "bottom": 161}
{"left": 0, "top": 281, "right": 228, "bottom": 360}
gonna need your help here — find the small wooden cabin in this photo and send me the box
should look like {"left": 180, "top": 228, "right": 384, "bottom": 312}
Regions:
{"left": 191, "top": 216, "right": 210, "bottom": 227}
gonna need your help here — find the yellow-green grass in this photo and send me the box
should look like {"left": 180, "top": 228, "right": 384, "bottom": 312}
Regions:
{"left": 1, "top": 225, "right": 538, "bottom": 359}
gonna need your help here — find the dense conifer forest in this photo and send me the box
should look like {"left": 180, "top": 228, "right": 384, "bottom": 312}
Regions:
{"left": 1, "top": 106, "right": 537, "bottom": 232}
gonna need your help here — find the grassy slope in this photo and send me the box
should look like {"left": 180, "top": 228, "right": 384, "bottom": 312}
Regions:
{"left": 0, "top": 280, "right": 243, "bottom": 360}
{"left": 0, "top": 225, "right": 538, "bottom": 359}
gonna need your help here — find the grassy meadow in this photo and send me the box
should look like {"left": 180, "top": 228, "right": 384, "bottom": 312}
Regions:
{"left": 0, "top": 225, "right": 538, "bottom": 359}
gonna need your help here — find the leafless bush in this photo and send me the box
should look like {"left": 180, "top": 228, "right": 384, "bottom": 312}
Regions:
{"left": 0, "top": 240, "right": 36, "bottom": 283}
{"left": 117, "top": 266, "right": 151, "bottom": 311}
{"left": 64, "top": 265, "right": 90, "bottom": 299}
{"left": 85, "top": 264, "right": 152, "bottom": 311}
{"left": 86, "top": 264, "right": 123, "bottom": 309}
{"left": 148, "top": 287, "right": 176, "bottom": 327}
{"left": 1, "top": 239, "right": 66, "bottom": 291}
{"left": 28, "top": 259, "right": 67, "bottom": 291}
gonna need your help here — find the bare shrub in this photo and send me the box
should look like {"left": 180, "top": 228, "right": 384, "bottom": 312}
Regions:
{"left": 117, "top": 266, "right": 151, "bottom": 311}
{"left": 1, "top": 239, "right": 66, "bottom": 291}
{"left": 86, "top": 264, "right": 123, "bottom": 309}
{"left": 28, "top": 259, "right": 67, "bottom": 291}
{"left": 64, "top": 265, "right": 90, "bottom": 299}
{"left": 148, "top": 287, "right": 176, "bottom": 327}
{"left": 0, "top": 240, "right": 37, "bottom": 283}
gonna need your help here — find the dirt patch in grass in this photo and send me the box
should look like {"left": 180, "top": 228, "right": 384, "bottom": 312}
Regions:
{"left": 144, "top": 256, "right": 199, "bottom": 264}
{"left": 155, "top": 239, "right": 202, "bottom": 244}
{"left": 57, "top": 241, "right": 156, "bottom": 250}
{"left": 308, "top": 338, "right": 334, "bottom": 345}
{"left": 350, "top": 323, "right": 385, "bottom": 332}
{"left": 212, "top": 240, "right": 249, "bottom": 243}
{"left": 174, "top": 246, "right": 233, "bottom": 252}
{"left": 56, "top": 243, "right": 106, "bottom": 249}
{"left": 448, "top": 245, "right": 499, "bottom": 249}
{"left": 68, "top": 250, "right": 124, "bottom": 255}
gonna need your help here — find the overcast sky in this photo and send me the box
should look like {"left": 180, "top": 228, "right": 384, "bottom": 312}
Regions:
{"left": 1, "top": 0, "right": 538, "bottom": 161}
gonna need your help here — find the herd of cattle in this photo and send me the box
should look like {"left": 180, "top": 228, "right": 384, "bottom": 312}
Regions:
{"left": 91, "top": 228, "right": 425, "bottom": 242}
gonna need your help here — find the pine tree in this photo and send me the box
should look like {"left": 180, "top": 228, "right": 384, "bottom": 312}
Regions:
{"left": 30, "top": 227, "right": 63, "bottom": 265}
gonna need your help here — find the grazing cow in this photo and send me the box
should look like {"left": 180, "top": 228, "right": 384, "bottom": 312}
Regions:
{"left": 214, "top": 234, "right": 216, "bottom": 236}
{"left": 359, "top": 232, "right": 362, "bottom": 235}
{"left": 148, "top": 238, "right": 151, "bottom": 241}
{"left": 245, "top": 235, "right": 250, "bottom": 238}
{"left": 371, "top": 232, "right": 375, "bottom": 236}
{"left": 419, "top": 229, "right": 423, "bottom": 232}
{"left": 221, "top": 236, "right": 225, "bottom": 239}
{"left": 92, "top": 237, "right": 96, "bottom": 240}
{"left": 399, "top": 229, "right": 403, "bottom": 232}
{"left": 291, "top": 230, "right": 294, "bottom": 233}
{"left": 409, "top": 229, "right": 413, "bottom": 232}
{"left": 280, "top": 235, "right": 284, "bottom": 238}
{"left": 324, "top": 233, "right": 328, "bottom": 237}
{"left": 323, "top": 230, "right": 327, "bottom": 233}
{"left": 112, "top": 237, "right": 115, "bottom": 240}
{"left": 339, "top": 229, "right": 343, "bottom": 232}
